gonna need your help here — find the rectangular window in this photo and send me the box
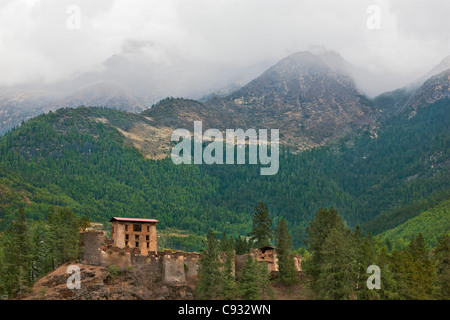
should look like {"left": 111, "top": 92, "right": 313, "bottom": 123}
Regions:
{"left": 147, "top": 226, "right": 150, "bottom": 232}
{"left": 146, "top": 235, "right": 149, "bottom": 241}
{"left": 135, "top": 235, "right": 139, "bottom": 240}
{"left": 125, "top": 234, "right": 129, "bottom": 240}
{"left": 135, "top": 242, "right": 139, "bottom": 248}
{"left": 125, "top": 241, "right": 128, "bottom": 247}
{"left": 146, "top": 242, "right": 149, "bottom": 248}
{"left": 133, "top": 224, "right": 141, "bottom": 232}
{"left": 125, "top": 225, "right": 128, "bottom": 231}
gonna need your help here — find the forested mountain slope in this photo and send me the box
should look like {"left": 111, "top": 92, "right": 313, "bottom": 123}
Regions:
{"left": 0, "top": 96, "right": 448, "bottom": 250}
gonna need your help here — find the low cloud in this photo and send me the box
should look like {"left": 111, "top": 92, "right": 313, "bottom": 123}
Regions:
{"left": 0, "top": 0, "right": 448, "bottom": 95}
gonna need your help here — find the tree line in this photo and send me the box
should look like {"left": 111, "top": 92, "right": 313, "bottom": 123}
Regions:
{"left": 0, "top": 206, "right": 88, "bottom": 299}
{"left": 0, "top": 202, "right": 448, "bottom": 300}
{"left": 0, "top": 100, "right": 448, "bottom": 251}
{"left": 195, "top": 203, "right": 449, "bottom": 300}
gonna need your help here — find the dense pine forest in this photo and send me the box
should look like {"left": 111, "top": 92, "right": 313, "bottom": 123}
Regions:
{"left": 0, "top": 97, "right": 448, "bottom": 299}
{"left": 0, "top": 202, "right": 448, "bottom": 300}
{"left": 0, "top": 99, "right": 448, "bottom": 251}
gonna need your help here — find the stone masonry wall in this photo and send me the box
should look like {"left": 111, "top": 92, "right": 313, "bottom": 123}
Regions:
{"left": 80, "top": 232, "right": 200, "bottom": 286}
{"left": 80, "top": 232, "right": 301, "bottom": 286}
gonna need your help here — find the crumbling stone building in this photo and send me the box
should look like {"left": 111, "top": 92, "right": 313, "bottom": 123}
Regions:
{"left": 80, "top": 217, "right": 302, "bottom": 287}
{"left": 110, "top": 217, "right": 158, "bottom": 255}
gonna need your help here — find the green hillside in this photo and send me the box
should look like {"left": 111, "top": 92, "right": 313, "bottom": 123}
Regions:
{"left": 376, "top": 199, "right": 450, "bottom": 250}
{"left": 0, "top": 99, "right": 448, "bottom": 250}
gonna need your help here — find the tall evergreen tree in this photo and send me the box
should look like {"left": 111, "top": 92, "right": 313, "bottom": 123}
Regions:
{"left": 30, "top": 219, "right": 50, "bottom": 281}
{"left": 315, "top": 225, "right": 358, "bottom": 300}
{"left": 219, "top": 232, "right": 229, "bottom": 253}
{"left": 45, "top": 206, "right": 80, "bottom": 269}
{"left": 407, "top": 233, "right": 434, "bottom": 299}
{"left": 220, "top": 235, "right": 238, "bottom": 300}
{"left": 376, "top": 246, "right": 403, "bottom": 300}
{"left": 195, "top": 231, "right": 223, "bottom": 300}
{"left": 305, "top": 207, "right": 347, "bottom": 293}
{"left": 2, "top": 207, "right": 34, "bottom": 298}
{"left": 354, "top": 227, "right": 379, "bottom": 300}
{"left": 0, "top": 237, "right": 7, "bottom": 297}
{"left": 249, "top": 202, "right": 273, "bottom": 248}
{"left": 275, "top": 219, "right": 298, "bottom": 285}
{"left": 238, "top": 254, "right": 273, "bottom": 300}
{"left": 433, "top": 234, "right": 450, "bottom": 300}
{"left": 389, "top": 248, "right": 415, "bottom": 299}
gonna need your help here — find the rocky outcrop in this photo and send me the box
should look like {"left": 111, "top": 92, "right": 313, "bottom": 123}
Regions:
{"left": 25, "top": 263, "right": 194, "bottom": 300}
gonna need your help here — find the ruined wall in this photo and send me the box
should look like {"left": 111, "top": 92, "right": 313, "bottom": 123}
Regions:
{"left": 80, "top": 232, "right": 199, "bottom": 286}
{"left": 79, "top": 231, "right": 105, "bottom": 265}
{"left": 80, "top": 232, "right": 301, "bottom": 287}
{"left": 235, "top": 249, "right": 302, "bottom": 278}
{"left": 148, "top": 224, "right": 157, "bottom": 252}
{"left": 111, "top": 222, "right": 126, "bottom": 248}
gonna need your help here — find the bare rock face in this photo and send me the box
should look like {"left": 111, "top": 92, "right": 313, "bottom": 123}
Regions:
{"left": 406, "top": 69, "right": 450, "bottom": 116}
{"left": 24, "top": 263, "right": 194, "bottom": 300}
{"left": 142, "top": 51, "right": 380, "bottom": 152}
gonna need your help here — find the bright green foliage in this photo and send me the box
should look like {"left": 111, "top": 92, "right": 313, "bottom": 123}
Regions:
{"left": 376, "top": 200, "right": 450, "bottom": 250}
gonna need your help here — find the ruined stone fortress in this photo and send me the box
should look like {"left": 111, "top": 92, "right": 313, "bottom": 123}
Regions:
{"left": 80, "top": 217, "right": 302, "bottom": 286}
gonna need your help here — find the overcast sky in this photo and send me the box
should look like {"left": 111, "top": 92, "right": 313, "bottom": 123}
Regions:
{"left": 0, "top": 0, "right": 449, "bottom": 93}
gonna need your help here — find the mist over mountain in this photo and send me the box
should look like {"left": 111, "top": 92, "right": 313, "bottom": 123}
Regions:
{"left": 0, "top": 39, "right": 275, "bottom": 134}
{"left": 1, "top": 48, "right": 449, "bottom": 139}
{"left": 142, "top": 50, "right": 449, "bottom": 152}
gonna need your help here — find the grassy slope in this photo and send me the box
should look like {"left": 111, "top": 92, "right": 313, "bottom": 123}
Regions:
{"left": 376, "top": 199, "right": 450, "bottom": 249}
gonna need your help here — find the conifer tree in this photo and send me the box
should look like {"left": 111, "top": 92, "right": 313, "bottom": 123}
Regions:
{"left": 2, "top": 207, "right": 34, "bottom": 298}
{"left": 249, "top": 202, "right": 273, "bottom": 248}
{"left": 219, "top": 232, "right": 229, "bottom": 253}
{"left": 0, "top": 237, "right": 7, "bottom": 297}
{"left": 389, "top": 248, "right": 415, "bottom": 299}
{"left": 45, "top": 206, "right": 80, "bottom": 269}
{"left": 376, "top": 246, "right": 403, "bottom": 300}
{"left": 433, "top": 234, "right": 450, "bottom": 300}
{"left": 30, "top": 220, "right": 50, "bottom": 281}
{"left": 305, "top": 207, "right": 347, "bottom": 293}
{"left": 220, "top": 235, "right": 238, "bottom": 300}
{"left": 196, "top": 231, "right": 223, "bottom": 299}
{"left": 238, "top": 254, "right": 273, "bottom": 300}
{"left": 275, "top": 219, "right": 298, "bottom": 285}
{"left": 407, "top": 233, "right": 434, "bottom": 299}
{"left": 354, "top": 227, "right": 379, "bottom": 300}
{"left": 315, "top": 225, "right": 358, "bottom": 300}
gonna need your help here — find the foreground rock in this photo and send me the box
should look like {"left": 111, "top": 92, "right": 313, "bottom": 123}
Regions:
{"left": 24, "top": 263, "right": 194, "bottom": 300}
